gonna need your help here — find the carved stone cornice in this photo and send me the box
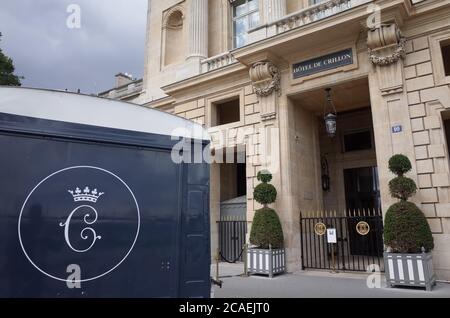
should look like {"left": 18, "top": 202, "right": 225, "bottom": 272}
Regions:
{"left": 367, "top": 24, "right": 406, "bottom": 66}
{"left": 249, "top": 61, "right": 281, "bottom": 97}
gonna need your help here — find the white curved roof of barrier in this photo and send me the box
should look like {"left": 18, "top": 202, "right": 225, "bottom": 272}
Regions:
{"left": 0, "top": 87, "right": 209, "bottom": 140}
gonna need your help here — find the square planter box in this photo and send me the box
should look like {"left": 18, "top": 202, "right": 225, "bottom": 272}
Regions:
{"left": 384, "top": 252, "right": 436, "bottom": 291}
{"left": 247, "top": 248, "right": 285, "bottom": 278}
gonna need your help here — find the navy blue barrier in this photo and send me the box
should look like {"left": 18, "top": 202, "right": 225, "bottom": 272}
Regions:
{"left": 0, "top": 112, "right": 210, "bottom": 298}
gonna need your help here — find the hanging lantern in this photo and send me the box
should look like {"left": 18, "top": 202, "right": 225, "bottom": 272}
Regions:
{"left": 324, "top": 113, "right": 337, "bottom": 138}
{"left": 323, "top": 88, "right": 337, "bottom": 138}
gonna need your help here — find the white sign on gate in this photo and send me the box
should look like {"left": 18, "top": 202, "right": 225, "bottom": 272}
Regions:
{"left": 327, "top": 228, "right": 337, "bottom": 244}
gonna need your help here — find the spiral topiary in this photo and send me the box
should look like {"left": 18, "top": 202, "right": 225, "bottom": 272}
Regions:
{"left": 384, "top": 154, "right": 434, "bottom": 253}
{"left": 249, "top": 170, "right": 284, "bottom": 249}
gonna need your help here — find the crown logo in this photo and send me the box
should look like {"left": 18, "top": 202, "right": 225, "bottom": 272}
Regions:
{"left": 68, "top": 186, "right": 104, "bottom": 203}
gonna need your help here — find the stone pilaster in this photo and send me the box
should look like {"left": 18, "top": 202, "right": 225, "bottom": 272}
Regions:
{"left": 367, "top": 23, "right": 415, "bottom": 214}
{"left": 188, "top": 0, "right": 208, "bottom": 60}
{"left": 263, "top": 0, "right": 286, "bottom": 23}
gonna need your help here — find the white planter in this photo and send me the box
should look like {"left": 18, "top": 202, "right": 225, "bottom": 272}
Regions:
{"left": 247, "top": 248, "right": 285, "bottom": 278}
{"left": 384, "top": 252, "right": 436, "bottom": 291}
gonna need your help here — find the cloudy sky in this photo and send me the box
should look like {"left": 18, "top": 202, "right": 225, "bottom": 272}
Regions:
{"left": 0, "top": 0, "right": 148, "bottom": 94}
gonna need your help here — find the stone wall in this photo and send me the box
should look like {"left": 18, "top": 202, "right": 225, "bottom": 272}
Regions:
{"left": 403, "top": 34, "right": 450, "bottom": 279}
{"left": 171, "top": 83, "right": 267, "bottom": 261}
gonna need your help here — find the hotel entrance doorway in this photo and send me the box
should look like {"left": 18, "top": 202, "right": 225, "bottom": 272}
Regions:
{"left": 297, "top": 77, "right": 384, "bottom": 272}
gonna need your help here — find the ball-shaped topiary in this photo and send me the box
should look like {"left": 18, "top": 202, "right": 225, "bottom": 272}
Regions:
{"left": 389, "top": 154, "right": 412, "bottom": 176}
{"left": 384, "top": 201, "right": 434, "bottom": 253}
{"left": 249, "top": 170, "right": 284, "bottom": 249}
{"left": 254, "top": 170, "right": 277, "bottom": 206}
{"left": 257, "top": 170, "right": 273, "bottom": 183}
{"left": 249, "top": 208, "right": 284, "bottom": 249}
{"left": 254, "top": 184, "right": 277, "bottom": 206}
{"left": 389, "top": 176, "right": 417, "bottom": 201}
{"left": 384, "top": 154, "right": 434, "bottom": 253}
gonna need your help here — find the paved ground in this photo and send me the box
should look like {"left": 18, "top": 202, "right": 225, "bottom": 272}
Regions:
{"left": 211, "top": 263, "right": 450, "bottom": 298}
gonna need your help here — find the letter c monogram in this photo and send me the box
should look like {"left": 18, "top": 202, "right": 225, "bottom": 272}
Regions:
{"left": 59, "top": 205, "right": 102, "bottom": 253}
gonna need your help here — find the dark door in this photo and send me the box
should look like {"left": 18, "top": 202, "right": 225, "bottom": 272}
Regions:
{"left": 344, "top": 167, "right": 382, "bottom": 256}
{"left": 344, "top": 167, "right": 380, "bottom": 211}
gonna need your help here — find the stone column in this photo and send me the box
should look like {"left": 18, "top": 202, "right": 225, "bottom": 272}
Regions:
{"left": 264, "top": 0, "right": 287, "bottom": 23}
{"left": 188, "top": 0, "right": 208, "bottom": 60}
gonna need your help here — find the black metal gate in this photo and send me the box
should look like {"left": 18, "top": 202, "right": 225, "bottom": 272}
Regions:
{"left": 300, "top": 209, "right": 384, "bottom": 272}
{"left": 217, "top": 218, "right": 247, "bottom": 263}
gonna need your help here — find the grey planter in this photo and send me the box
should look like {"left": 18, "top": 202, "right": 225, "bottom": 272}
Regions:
{"left": 247, "top": 248, "right": 285, "bottom": 278}
{"left": 384, "top": 252, "right": 436, "bottom": 291}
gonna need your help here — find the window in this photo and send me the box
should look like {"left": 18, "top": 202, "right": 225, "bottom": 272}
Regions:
{"left": 232, "top": 0, "right": 259, "bottom": 48}
{"left": 212, "top": 97, "right": 240, "bottom": 126}
{"left": 429, "top": 32, "right": 450, "bottom": 85}
{"left": 343, "top": 129, "right": 373, "bottom": 152}
{"left": 441, "top": 39, "right": 450, "bottom": 77}
{"left": 443, "top": 113, "right": 450, "bottom": 156}
{"left": 445, "top": 119, "right": 450, "bottom": 148}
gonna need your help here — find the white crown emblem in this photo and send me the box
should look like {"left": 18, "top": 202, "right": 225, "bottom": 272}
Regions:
{"left": 68, "top": 186, "right": 104, "bottom": 203}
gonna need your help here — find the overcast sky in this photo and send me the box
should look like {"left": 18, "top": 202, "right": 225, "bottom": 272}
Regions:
{"left": 0, "top": 0, "right": 148, "bottom": 94}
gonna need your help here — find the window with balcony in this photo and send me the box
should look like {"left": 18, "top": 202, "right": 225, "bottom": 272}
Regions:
{"left": 232, "top": 0, "right": 259, "bottom": 48}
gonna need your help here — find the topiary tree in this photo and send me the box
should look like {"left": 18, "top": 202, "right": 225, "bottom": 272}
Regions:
{"left": 249, "top": 170, "right": 284, "bottom": 249}
{"left": 384, "top": 154, "right": 434, "bottom": 253}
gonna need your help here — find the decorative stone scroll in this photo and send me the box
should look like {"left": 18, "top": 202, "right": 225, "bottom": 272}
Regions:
{"left": 249, "top": 61, "right": 281, "bottom": 121}
{"left": 249, "top": 61, "right": 281, "bottom": 97}
{"left": 367, "top": 23, "right": 405, "bottom": 95}
{"left": 369, "top": 38, "right": 406, "bottom": 65}
{"left": 367, "top": 24, "right": 406, "bottom": 66}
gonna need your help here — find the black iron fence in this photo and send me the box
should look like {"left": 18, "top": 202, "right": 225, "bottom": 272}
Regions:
{"left": 300, "top": 209, "right": 384, "bottom": 272}
{"left": 217, "top": 217, "right": 247, "bottom": 263}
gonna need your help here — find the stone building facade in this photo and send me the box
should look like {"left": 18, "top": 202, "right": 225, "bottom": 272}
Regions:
{"left": 99, "top": 0, "right": 450, "bottom": 280}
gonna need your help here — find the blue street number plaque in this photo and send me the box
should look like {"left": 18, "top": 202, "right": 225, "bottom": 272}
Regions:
{"left": 392, "top": 125, "right": 403, "bottom": 133}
